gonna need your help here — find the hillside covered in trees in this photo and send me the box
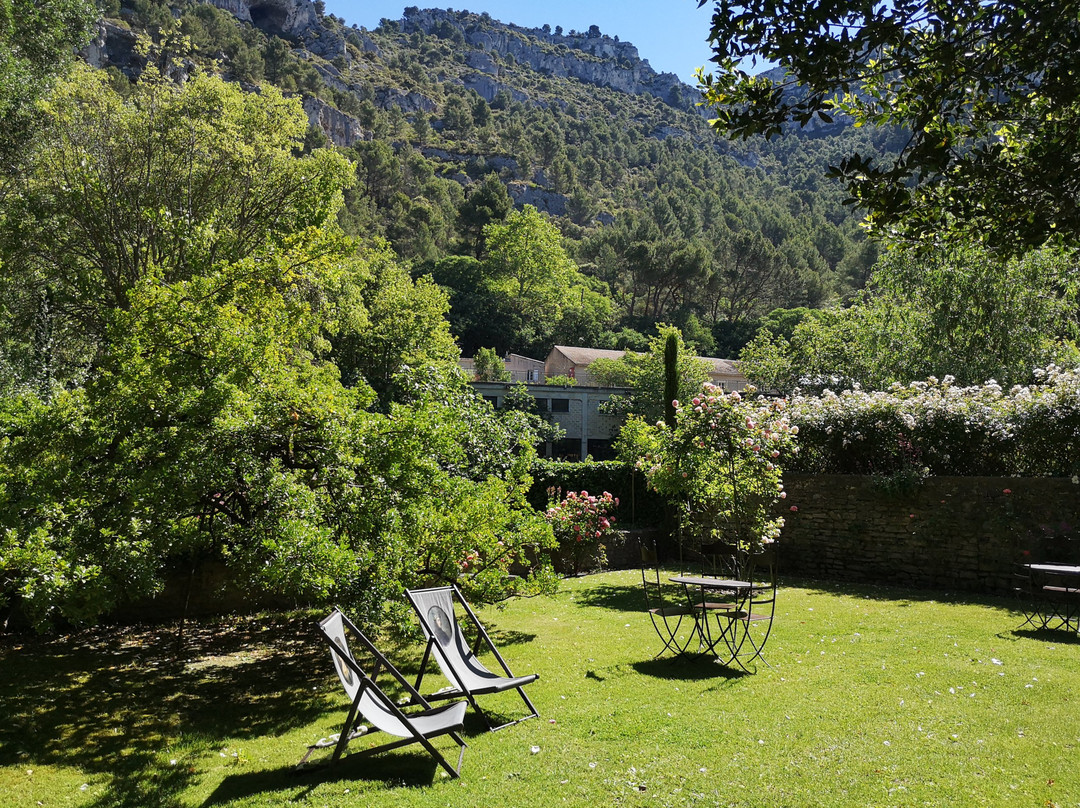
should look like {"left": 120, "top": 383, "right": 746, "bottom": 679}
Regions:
{"left": 83, "top": 0, "right": 896, "bottom": 358}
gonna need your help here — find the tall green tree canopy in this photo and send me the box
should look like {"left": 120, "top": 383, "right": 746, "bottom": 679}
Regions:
{"left": 429, "top": 204, "right": 615, "bottom": 357}
{"left": 1, "top": 64, "right": 353, "bottom": 379}
{"left": 739, "top": 245, "right": 1080, "bottom": 392}
{"left": 698, "top": 0, "right": 1080, "bottom": 252}
{"left": 0, "top": 0, "right": 96, "bottom": 162}
{"left": 0, "top": 65, "right": 556, "bottom": 629}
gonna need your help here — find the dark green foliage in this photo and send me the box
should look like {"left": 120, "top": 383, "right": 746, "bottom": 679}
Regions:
{"left": 699, "top": 0, "right": 1080, "bottom": 252}
{"left": 457, "top": 172, "right": 512, "bottom": 257}
{"left": 0, "top": 0, "right": 96, "bottom": 163}
{"left": 663, "top": 332, "right": 677, "bottom": 428}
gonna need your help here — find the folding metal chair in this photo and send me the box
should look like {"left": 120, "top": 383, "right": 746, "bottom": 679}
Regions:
{"left": 640, "top": 538, "right": 702, "bottom": 658}
{"left": 709, "top": 542, "right": 779, "bottom": 670}
{"left": 405, "top": 585, "right": 539, "bottom": 731}
{"left": 298, "top": 609, "right": 467, "bottom": 778}
{"left": 1013, "top": 566, "right": 1045, "bottom": 629}
{"left": 1026, "top": 564, "right": 1080, "bottom": 631}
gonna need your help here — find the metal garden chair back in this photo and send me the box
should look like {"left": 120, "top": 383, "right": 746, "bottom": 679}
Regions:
{"left": 639, "top": 537, "right": 700, "bottom": 658}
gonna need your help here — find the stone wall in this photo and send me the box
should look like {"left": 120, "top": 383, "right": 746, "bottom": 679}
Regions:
{"left": 778, "top": 475, "right": 1080, "bottom": 594}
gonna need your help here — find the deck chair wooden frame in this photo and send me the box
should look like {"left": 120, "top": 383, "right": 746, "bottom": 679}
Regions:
{"left": 405, "top": 585, "right": 539, "bottom": 731}
{"left": 298, "top": 609, "right": 467, "bottom": 778}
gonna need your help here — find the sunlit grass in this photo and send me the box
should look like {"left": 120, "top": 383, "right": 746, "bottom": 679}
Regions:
{"left": 2, "top": 571, "right": 1079, "bottom": 807}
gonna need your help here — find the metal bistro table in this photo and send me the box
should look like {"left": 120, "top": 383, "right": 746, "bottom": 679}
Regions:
{"left": 669, "top": 573, "right": 776, "bottom": 670}
{"left": 1019, "top": 563, "right": 1080, "bottom": 632}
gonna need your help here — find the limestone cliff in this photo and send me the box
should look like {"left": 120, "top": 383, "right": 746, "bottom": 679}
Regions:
{"left": 207, "top": 0, "right": 344, "bottom": 58}
{"left": 400, "top": 8, "right": 703, "bottom": 116}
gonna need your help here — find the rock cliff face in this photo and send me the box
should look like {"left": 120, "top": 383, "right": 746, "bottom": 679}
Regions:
{"left": 208, "top": 0, "right": 344, "bottom": 58}
{"left": 400, "top": 8, "right": 703, "bottom": 116}
{"left": 82, "top": 20, "right": 141, "bottom": 74}
{"left": 303, "top": 97, "right": 368, "bottom": 147}
{"left": 82, "top": 0, "right": 712, "bottom": 182}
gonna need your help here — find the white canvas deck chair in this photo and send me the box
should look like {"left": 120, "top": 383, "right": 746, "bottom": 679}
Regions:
{"left": 298, "top": 609, "right": 467, "bottom": 778}
{"left": 405, "top": 585, "right": 539, "bottom": 731}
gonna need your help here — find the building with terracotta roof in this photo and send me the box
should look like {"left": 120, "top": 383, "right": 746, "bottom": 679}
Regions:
{"left": 544, "top": 346, "right": 747, "bottom": 391}
{"left": 543, "top": 346, "right": 628, "bottom": 386}
{"left": 464, "top": 346, "right": 747, "bottom": 462}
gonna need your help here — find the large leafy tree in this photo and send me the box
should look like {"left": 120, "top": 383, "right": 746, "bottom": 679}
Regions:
{"left": 432, "top": 205, "right": 613, "bottom": 356}
{"left": 739, "top": 245, "right": 1080, "bottom": 392}
{"left": 0, "top": 0, "right": 96, "bottom": 164}
{"left": 0, "top": 67, "right": 556, "bottom": 629}
{"left": 0, "top": 246, "right": 555, "bottom": 627}
{"left": 697, "top": 0, "right": 1080, "bottom": 252}
{"left": 1, "top": 64, "right": 353, "bottom": 378}
{"left": 484, "top": 205, "right": 577, "bottom": 306}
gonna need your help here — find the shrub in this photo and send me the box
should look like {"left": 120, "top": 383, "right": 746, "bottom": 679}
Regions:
{"left": 528, "top": 459, "right": 666, "bottom": 526}
{"left": 544, "top": 489, "right": 620, "bottom": 574}
{"left": 621, "top": 384, "right": 798, "bottom": 553}
{"left": 786, "top": 367, "right": 1080, "bottom": 477}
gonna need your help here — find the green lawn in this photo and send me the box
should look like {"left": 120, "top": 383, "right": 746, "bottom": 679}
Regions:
{"left": 2, "top": 570, "right": 1079, "bottom": 807}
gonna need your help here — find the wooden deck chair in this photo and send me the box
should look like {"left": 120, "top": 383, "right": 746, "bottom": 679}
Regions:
{"left": 405, "top": 585, "right": 539, "bottom": 731}
{"left": 298, "top": 609, "right": 467, "bottom": 778}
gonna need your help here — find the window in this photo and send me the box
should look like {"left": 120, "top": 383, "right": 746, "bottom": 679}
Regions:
{"left": 551, "top": 399, "right": 570, "bottom": 413}
{"left": 527, "top": 368, "right": 540, "bottom": 382}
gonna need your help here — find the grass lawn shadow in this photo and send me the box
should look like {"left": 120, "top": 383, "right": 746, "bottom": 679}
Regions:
{"left": 631, "top": 655, "right": 749, "bottom": 682}
{"left": 202, "top": 751, "right": 449, "bottom": 806}
{"left": 788, "top": 575, "right": 1019, "bottom": 609}
{"left": 1011, "top": 627, "right": 1080, "bottom": 645}
{"left": 476, "top": 627, "right": 537, "bottom": 647}
{"left": 571, "top": 583, "right": 646, "bottom": 613}
{"left": 0, "top": 612, "right": 331, "bottom": 808}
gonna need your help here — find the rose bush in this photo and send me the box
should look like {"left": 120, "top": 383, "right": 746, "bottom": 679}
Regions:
{"left": 785, "top": 367, "right": 1080, "bottom": 477}
{"left": 545, "top": 488, "right": 619, "bottom": 575}
{"left": 620, "top": 383, "right": 798, "bottom": 554}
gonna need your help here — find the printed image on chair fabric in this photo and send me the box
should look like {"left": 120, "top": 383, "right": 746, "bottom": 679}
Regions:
{"left": 428, "top": 605, "right": 453, "bottom": 646}
{"left": 331, "top": 635, "right": 356, "bottom": 691}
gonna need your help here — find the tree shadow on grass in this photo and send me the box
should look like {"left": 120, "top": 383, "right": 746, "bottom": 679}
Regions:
{"left": 572, "top": 583, "right": 647, "bottom": 613}
{"left": 0, "top": 612, "right": 333, "bottom": 808}
{"left": 786, "top": 575, "right": 1017, "bottom": 608}
{"left": 477, "top": 627, "right": 537, "bottom": 647}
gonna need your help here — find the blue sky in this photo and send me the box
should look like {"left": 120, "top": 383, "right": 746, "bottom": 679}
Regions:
{"left": 320, "top": 1, "right": 719, "bottom": 85}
